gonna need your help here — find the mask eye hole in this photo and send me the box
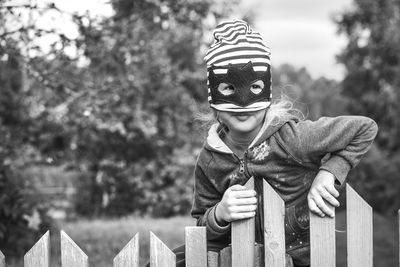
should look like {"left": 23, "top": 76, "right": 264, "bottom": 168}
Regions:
{"left": 250, "top": 80, "right": 264, "bottom": 94}
{"left": 217, "top": 83, "right": 235, "bottom": 95}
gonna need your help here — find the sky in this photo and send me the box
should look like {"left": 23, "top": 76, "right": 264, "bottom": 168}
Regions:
{"left": 28, "top": 0, "right": 354, "bottom": 80}
{"left": 244, "top": 0, "right": 354, "bottom": 80}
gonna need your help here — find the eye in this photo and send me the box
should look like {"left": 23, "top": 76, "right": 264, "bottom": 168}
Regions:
{"left": 250, "top": 80, "right": 264, "bottom": 94}
{"left": 217, "top": 83, "right": 235, "bottom": 95}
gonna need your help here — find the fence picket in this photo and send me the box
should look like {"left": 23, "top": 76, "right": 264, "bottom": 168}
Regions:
{"left": 347, "top": 184, "right": 373, "bottom": 267}
{"left": 207, "top": 251, "right": 219, "bottom": 267}
{"left": 113, "top": 233, "right": 139, "bottom": 267}
{"left": 254, "top": 244, "right": 263, "bottom": 267}
{"left": 231, "top": 177, "right": 255, "bottom": 267}
{"left": 263, "top": 180, "right": 286, "bottom": 266}
{"left": 219, "top": 246, "right": 231, "bottom": 267}
{"left": 24, "top": 231, "right": 50, "bottom": 267}
{"left": 185, "top": 227, "right": 207, "bottom": 267}
{"left": 60, "top": 230, "right": 88, "bottom": 267}
{"left": 0, "top": 250, "right": 4, "bottom": 267}
{"left": 2, "top": 186, "right": 397, "bottom": 266}
{"left": 310, "top": 205, "right": 335, "bottom": 267}
{"left": 149, "top": 232, "right": 176, "bottom": 267}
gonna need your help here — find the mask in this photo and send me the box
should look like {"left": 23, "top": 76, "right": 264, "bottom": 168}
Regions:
{"left": 208, "top": 62, "right": 271, "bottom": 111}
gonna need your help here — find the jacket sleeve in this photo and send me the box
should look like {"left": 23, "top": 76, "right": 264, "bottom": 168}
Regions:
{"left": 277, "top": 116, "right": 378, "bottom": 184}
{"left": 190, "top": 157, "right": 231, "bottom": 241}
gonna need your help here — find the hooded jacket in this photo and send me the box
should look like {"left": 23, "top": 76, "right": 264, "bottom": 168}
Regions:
{"left": 191, "top": 115, "right": 378, "bottom": 265}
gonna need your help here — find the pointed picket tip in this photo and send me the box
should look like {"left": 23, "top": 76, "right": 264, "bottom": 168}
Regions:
{"left": 0, "top": 250, "right": 5, "bottom": 267}
{"left": 113, "top": 233, "right": 139, "bottom": 267}
{"left": 149, "top": 231, "right": 176, "bottom": 267}
{"left": 346, "top": 184, "right": 373, "bottom": 267}
{"left": 24, "top": 231, "right": 50, "bottom": 267}
{"left": 60, "top": 230, "right": 88, "bottom": 267}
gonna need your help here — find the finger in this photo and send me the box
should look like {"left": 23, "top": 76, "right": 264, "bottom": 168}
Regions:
{"left": 308, "top": 198, "right": 325, "bottom": 217}
{"left": 229, "top": 184, "right": 247, "bottom": 191}
{"left": 325, "top": 184, "right": 340, "bottom": 198}
{"left": 232, "top": 189, "right": 256, "bottom": 198}
{"left": 231, "top": 211, "right": 256, "bottom": 220}
{"left": 233, "top": 197, "right": 257, "bottom": 206}
{"left": 314, "top": 196, "right": 335, "bottom": 218}
{"left": 230, "top": 204, "right": 257, "bottom": 213}
{"left": 319, "top": 189, "right": 340, "bottom": 207}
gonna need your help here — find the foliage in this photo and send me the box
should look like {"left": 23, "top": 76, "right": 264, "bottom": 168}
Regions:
{"left": 0, "top": 166, "right": 53, "bottom": 257}
{"left": 335, "top": 0, "right": 400, "bottom": 152}
{"left": 334, "top": 0, "right": 400, "bottom": 214}
{"left": 272, "top": 64, "right": 346, "bottom": 119}
{"left": 67, "top": 0, "right": 234, "bottom": 217}
{"left": 0, "top": 0, "right": 241, "bottom": 220}
{"left": 0, "top": 30, "right": 53, "bottom": 256}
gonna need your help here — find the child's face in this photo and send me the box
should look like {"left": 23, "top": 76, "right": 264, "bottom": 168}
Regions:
{"left": 218, "top": 109, "right": 266, "bottom": 136}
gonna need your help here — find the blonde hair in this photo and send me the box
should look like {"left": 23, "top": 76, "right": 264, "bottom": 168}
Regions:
{"left": 194, "top": 94, "right": 304, "bottom": 130}
{"left": 265, "top": 94, "right": 305, "bottom": 126}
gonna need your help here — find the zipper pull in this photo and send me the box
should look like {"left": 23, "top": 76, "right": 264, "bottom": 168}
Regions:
{"left": 239, "top": 160, "right": 245, "bottom": 173}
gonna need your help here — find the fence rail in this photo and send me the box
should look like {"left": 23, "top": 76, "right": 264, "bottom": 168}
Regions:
{"left": 1, "top": 180, "right": 399, "bottom": 266}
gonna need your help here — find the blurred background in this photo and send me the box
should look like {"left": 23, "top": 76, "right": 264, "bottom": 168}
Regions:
{"left": 1, "top": 0, "right": 399, "bottom": 266}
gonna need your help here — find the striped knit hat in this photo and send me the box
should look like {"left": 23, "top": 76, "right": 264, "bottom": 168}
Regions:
{"left": 204, "top": 20, "right": 272, "bottom": 112}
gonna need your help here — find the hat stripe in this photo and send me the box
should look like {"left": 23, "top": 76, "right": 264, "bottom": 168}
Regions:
{"left": 207, "top": 46, "right": 269, "bottom": 59}
{"left": 207, "top": 48, "right": 270, "bottom": 60}
{"left": 207, "top": 65, "right": 269, "bottom": 76}
{"left": 211, "top": 58, "right": 270, "bottom": 67}
{"left": 211, "top": 55, "right": 270, "bottom": 66}
{"left": 208, "top": 52, "right": 270, "bottom": 65}
{"left": 213, "top": 20, "right": 250, "bottom": 36}
{"left": 205, "top": 41, "right": 270, "bottom": 61}
{"left": 214, "top": 25, "right": 247, "bottom": 41}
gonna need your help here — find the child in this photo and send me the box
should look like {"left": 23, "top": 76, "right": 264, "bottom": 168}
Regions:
{"left": 188, "top": 19, "right": 378, "bottom": 267}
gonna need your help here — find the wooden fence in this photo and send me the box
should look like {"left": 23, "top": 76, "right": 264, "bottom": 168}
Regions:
{"left": 1, "top": 177, "right": 398, "bottom": 266}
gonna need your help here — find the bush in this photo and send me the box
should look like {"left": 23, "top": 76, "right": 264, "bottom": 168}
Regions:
{"left": 0, "top": 166, "right": 52, "bottom": 257}
{"left": 347, "top": 144, "right": 400, "bottom": 215}
{"left": 74, "top": 148, "right": 195, "bottom": 218}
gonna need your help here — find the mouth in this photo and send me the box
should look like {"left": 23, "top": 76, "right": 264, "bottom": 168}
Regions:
{"left": 233, "top": 113, "right": 254, "bottom": 121}
{"left": 233, "top": 112, "right": 255, "bottom": 117}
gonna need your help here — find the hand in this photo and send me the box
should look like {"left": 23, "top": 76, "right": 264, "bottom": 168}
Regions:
{"left": 215, "top": 184, "right": 257, "bottom": 225}
{"left": 307, "top": 170, "right": 340, "bottom": 218}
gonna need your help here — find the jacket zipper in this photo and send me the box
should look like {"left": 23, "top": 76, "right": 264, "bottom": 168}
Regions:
{"left": 238, "top": 151, "right": 248, "bottom": 176}
{"left": 239, "top": 160, "right": 245, "bottom": 173}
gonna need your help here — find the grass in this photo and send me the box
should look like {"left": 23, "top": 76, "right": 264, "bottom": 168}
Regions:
{"left": 54, "top": 216, "right": 195, "bottom": 267}
{"left": 5, "top": 212, "right": 398, "bottom": 266}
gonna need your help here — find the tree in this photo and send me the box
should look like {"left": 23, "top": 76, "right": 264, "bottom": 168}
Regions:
{"left": 272, "top": 64, "right": 345, "bottom": 120}
{"left": 334, "top": 0, "right": 400, "bottom": 214}
{"left": 335, "top": 0, "right": 400, "bottom": 152}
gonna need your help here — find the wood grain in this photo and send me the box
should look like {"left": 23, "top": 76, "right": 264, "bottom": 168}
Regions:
{"left": 60, "top": 230, "right": 88, "bottom": 267}
{"left": 149, "top": 231, "right": 176, "bottom": 267}
{"left": 231, "top": 177, "right": 255, "bottom": 267}
{"left": 185, "top": 227, "right": 207, "bottom": 267}
{"left": 24, "top": 231, "right": 50, "bottom": 267}
{"left": 0, "top": 250, "right": 5, "bottom": 267}
{"left": 207, "top": 251, "right": 219, "bottom": 267}
{"left": 113, "top": 233, "right": 139, "bottom": 267}
{"left": 310, "top": 205, "right": 335, "bottom": 267}
{"left": 347, "top": 184, "right": 373, "bottom": 267}
{"left": 263, "top": 180, "right": 286, "bottom": 267}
